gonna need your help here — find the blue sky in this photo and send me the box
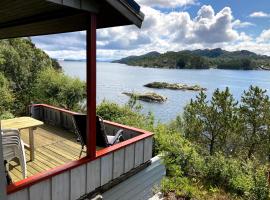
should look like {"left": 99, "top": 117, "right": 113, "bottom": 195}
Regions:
{"left": 32, "top": 0, "right": 270, "bottom": 61}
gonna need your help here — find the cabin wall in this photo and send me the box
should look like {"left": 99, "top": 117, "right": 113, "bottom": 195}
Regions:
{"left": 7, "top": 136, "right": 153, "bottom": 200}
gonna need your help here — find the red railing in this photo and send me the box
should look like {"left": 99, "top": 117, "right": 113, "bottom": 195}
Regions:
{"left": 7, "top": 104, "right": 153, "bottom": 194}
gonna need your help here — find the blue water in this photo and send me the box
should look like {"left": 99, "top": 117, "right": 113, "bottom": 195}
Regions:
{"left": 59, "top": 61, "right": 270, "bottom": 122}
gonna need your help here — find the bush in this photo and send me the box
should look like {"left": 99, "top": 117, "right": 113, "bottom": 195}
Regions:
{"left": 0, "top": 72, "right": 14, "bottom": 115}
{"left": 155, "top": 125, "right": 270, "bottom": 199}
{"left": 0, "top": 111, "right": 14, "bottom": 120}
{"left": 32, "top": 67, "right": 86, "bottom": 111}
{"left": 96, "top": 100, "right": 154, "bottom": 131}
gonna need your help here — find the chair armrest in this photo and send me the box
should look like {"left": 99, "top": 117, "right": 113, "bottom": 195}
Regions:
{"left": 107, "top": 129, "right": 124, "bottom": 145}
{"left": 2, "top": 129, "right": 20, "bottom": 136}
{"left": 2, "top": 128, "right": 19, "bottom": 132}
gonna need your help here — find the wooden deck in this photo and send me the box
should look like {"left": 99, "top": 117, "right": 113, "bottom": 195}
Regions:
{"left": 7, "top": 124, "right": 87, "bottom": 182}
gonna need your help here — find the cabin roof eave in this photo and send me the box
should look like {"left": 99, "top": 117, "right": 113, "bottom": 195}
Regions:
{"left": 0, "top": 0, "right": 144, "bottom": 39}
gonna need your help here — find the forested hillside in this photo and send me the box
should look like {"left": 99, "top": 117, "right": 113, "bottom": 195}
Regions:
{"left": 0, "top": 38, "right": 86, "bottom": 118}
{"left": 114, "top": 48, "right": 270, "bottom": 70}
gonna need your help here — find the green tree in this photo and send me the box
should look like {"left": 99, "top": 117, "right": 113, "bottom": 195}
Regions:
{"left": 0, "top": 38, "right": 59, "bottom": 114}
{"left": 0, "top": 72, "right": 14, "bottom": 117}
{"left": 183, "top": 88, "right": 239, "bottom": 155}
{"left": 240, "top": 86, "right": 270, "bottom": 159}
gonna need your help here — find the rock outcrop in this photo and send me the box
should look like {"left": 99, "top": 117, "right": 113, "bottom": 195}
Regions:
{"left": 144, "top": 82, "right": 206, "bottom": 91}
{"left": 122, "top": 92, "right": 167, "bottom": 103}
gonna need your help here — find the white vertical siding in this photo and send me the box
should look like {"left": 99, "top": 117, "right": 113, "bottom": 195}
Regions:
{"left": 8, "top": 189, "right": 28, "bottom": 200}
{"left": 134, "top": 140, "right": 144, "bottom": 167}
{"left": 124, "top": 144, "right": 135, "bottom": 173}
{"left": 52, "top": 171, "right": 70, "bottom": 200}
{"left": 70, "top": 164, "right": 86, "bottom": 200}
{"left": 29, "top": 179, "right": 51, "bottom": 200}
{"left": 113, "top": 148, "right": 125, "bottom": 179}
{"left": 101, "top": 153, "right": 113, "bottom": 185}
{"left": 87, "top": 158, "right": 101, "bottom": 192}
{"left": 144, "top": 137, "right": 153, "bottom": 163}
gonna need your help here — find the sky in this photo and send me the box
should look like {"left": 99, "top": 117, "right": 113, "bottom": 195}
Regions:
{"left": 31, "top": 0, "right": 270, "bottom": 61}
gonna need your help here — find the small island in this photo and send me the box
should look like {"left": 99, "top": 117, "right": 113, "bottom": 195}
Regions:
{"left": 144, "top": 82, "right": 206, "bottom": 91}
{"left": 122, "top": 92, "right": 167, "bottom": 103}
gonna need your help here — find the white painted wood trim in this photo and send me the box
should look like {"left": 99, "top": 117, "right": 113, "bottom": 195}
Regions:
{"left": 113, "top": 148, "right": 125, "bottom": 179}
{"left": 134, "top": 140, "right": 144, "bottom": 167}
{"left": 124, "top": 144, "right": 135, "bottom": 173}
{"left": 101, "top": 154, "right": 113, "bottom": 186}
{"left": 87, "top": 158, "right": 101, "bottom": 193}
{"left": 52, "top": 171, "right": 70, "bottom": 200}
{"left": 144, "top": 137, "right": 153, "bottom": 163}
{"left": 0, "top": 133, "right": 7, "bottom": 200}
{"left": 29, "top": 179, "right": 51, "bottom": 200}
{"left": 70, "top": 164, "right": 87, "bottom": 200}
{"left": 7, "top": 189, "right": 28, "bottom": 200}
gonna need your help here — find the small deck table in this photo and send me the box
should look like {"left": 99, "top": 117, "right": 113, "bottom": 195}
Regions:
{"left": 1, "top": 117, "right": 44, "bottom": 161}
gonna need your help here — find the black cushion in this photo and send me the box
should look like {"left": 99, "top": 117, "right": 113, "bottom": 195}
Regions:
{"left": 73, "top": 114, "right": 87, "bottom": 146}
{"left": 96, "top": 116, "right": 110, "bottom": 147}
{"left": 73, "top": 114, "right": 110, "bottom": 148}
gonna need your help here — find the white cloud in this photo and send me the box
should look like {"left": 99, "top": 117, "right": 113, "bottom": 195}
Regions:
{"left": 32, "top": 5, "right": 270, "bottom": 60}
{"left": 250, "top": 11, "right": 270, "bottom": 18}
{"left": 232, "top": 20, "right": 254, "bottom": 29}
{"left": 257, "top": 29, "right": 270, "bottom": 43}
{"left": 136, "top": 0, "right": 197, "bottom": 8}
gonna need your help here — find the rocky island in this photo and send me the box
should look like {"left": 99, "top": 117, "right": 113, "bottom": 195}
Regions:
{"left": 122, "top": 92, "right": 167, "bottom": 103}
{"left": 144, "top": 82, "right": 206, "bottom": 91}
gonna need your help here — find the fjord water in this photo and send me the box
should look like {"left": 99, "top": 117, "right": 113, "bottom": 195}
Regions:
{"left": 60, "top": 61, "right": 270, "bottom": 122}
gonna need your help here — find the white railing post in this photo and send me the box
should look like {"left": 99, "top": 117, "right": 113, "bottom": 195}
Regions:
{"left": 0, "top": 132, "right": 7, "bottom": 199}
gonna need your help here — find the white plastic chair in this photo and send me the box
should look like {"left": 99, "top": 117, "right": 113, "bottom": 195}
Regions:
{"left": 1, "top": 129, "right": 27, "bottom": 179}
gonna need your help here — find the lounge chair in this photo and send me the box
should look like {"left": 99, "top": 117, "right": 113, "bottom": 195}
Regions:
{"left": 1, "top": 128, "right": 27, "bottom": 179}
{"left": 72, "top": 114, "right": 87, "bottom": 158}
{"left": 96, "top": 116, "right": 124, "bottom": 147}
{"left": 72, "top": 115, "right": 124, "bottom": 157}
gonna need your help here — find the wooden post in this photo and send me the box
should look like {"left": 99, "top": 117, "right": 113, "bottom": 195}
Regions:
{"left": 86, "top": 14, "right": 97, "bottom": 159}
{"left": 0, "top": 131, "right": 7, "bottom": 199}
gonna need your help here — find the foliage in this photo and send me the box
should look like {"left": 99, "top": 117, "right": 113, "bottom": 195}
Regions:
{"left": 95, "top": 87, "right": 270, "bottom": 199}
{"left": 96, "top": 99, "right": 154, "bottom": 131}
{"left": 0, "top": 111, "right": 14, "bottom": 120}
{"left": 182, "top": 87, "right": 240, "bottom": 155}
{"left": 0, "top": 38, "right": 86, "bottom": 115}
{"left": 32, "top": 67, "right": 86, "bottom": 111}
{"left": 0, "top": 38, "right": 58, "bottom": 114}
{"left": 155, "top": 86, "right": 270, "bottom": 199}
{"left": 114, "top": 48, "right": 270, "bottom": 70}
{"left": 240, "top": 86, "right": 270, "bottom": 159}
{"left": 217, "top": 58, "right": 255, "bottom": 70}
{"left": 0, "top": 72, "right": 14, "bottom": 115}
{"left": 156, "top": 125, "right": 270, "bottom": 199}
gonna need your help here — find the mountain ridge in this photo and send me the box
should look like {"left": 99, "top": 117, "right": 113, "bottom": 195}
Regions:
{"left": 113, "top": 48, "right": 270, "bottom": 70}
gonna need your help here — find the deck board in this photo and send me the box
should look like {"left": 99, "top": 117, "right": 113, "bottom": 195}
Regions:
{"left": 7, "top": 124, "right": 88, "bottom": 183}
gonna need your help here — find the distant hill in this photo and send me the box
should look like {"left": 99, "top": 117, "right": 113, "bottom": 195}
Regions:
{"left": 113, "top": 48, "right": 270, "bottom": 70}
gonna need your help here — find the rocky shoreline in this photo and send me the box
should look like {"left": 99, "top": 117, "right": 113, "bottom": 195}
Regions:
{"left": 144, "top": 82, "right": 206, "bottom": 91}
{"left": 122, "top": 92, "right": 167, "bottom": 103}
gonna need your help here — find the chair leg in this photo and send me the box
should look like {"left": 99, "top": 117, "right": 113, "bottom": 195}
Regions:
{"left": 79, "top": 147, "right": 83, "bottom": 158}
{"left": 19, "top": 153, "right": 27, "bottom": 179}
{"left": 19, "top": 143, "right": 27, "bottom": 179}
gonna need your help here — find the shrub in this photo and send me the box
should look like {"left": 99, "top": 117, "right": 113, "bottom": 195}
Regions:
{"left": 96, "top": 100, "right": 154, "bottom": 131}
{"left": 32, "top": 67, "right": 86, "bottom": 111}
